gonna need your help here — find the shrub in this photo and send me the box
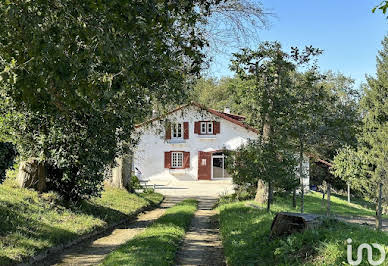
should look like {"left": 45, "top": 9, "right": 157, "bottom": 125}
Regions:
{"left": 0, "top": 142, "right": 17, "bottom": 183}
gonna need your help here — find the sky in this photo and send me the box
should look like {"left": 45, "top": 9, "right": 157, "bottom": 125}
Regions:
{"left": 208, "top": 0, "right": 388, "bottom": 87}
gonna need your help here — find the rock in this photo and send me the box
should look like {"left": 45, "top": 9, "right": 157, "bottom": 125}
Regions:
{"left": 270, "top": 212, "right": 322, "bottom": 237}
{"left": 16, "top": 158, "right": 47, "bottom": 192}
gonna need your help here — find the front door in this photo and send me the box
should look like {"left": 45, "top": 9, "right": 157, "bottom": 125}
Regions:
{"left": 198, "top": 151, "right": 211, "bottom": 180}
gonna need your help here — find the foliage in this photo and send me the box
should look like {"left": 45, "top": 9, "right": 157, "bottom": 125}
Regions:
{"left": 190, "top": 77, "right": 253, "bottom": 112}
{"left": 0, "top": 142, "right": 17, "bottom": 183}
{"left": 373, "top": 1, "right": 388, "bottom": 14}
{"left": 309, "top": 71, "right": 361, "bottom": 189}
{"left": 102, "top": 199, "right": 198, "bottom": 266}
{"left": 0, "top": 178, "right": 163, "bottom": 265}
{"left": 0, "top": 0, "right": 223, "bottom": 200}
{"left": 217, "top": 198, "right": 388, "bottom": 266}
{"left": 332, "top": 36, "right": 388, "bottom": 203}
{"left": 226, "top": 140, "right": 299, "bottom": 197}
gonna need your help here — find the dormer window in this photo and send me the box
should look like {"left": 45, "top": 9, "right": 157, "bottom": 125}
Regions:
{"left": 200, "top": 122, "right": 213, "bottom": 135}
{"left": 172, "top": 123, "right": 183, "bottom": 139}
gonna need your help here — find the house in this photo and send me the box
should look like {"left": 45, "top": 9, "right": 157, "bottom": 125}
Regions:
{"left": 133, "top": 102, "right": 310, "bottom": 185}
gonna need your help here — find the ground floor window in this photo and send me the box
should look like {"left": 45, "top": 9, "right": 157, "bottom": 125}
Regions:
{"left": 172, "top": 152, "right": 184, "bottom": 168}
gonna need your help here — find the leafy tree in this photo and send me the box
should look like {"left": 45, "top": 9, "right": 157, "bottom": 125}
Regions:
{"left": 190, "top": 76, "right": 254, "bottom": 113}
{"left": 230, "top": 42, "right": 324, "bottom": 212}
{"left": 332, "top": 36, "right": 388, "bottom": 228}
{"left": 373, "top": 1, "right": 388, "bottom": 14}
{"left": 0, "top": 142, "right": 17, "bottom": 183}
{"left": 0, "top": 0, "right": 223, "bottom": 201}
{"left": 226, "top": 140, "right": 298, "bottom": 211}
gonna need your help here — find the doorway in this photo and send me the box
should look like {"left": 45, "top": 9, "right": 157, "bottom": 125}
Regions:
{"left": 211, "top": 152, "right": 230, "bottom": 179}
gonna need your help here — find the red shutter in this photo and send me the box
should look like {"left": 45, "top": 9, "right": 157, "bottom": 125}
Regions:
{"left": 214, "top": 121, "right": 220, "bottom": 134}
{"left": 164, "top": 152, "right": 171, "bottom": 168}
{"left": 194, "top": 121, "right": 200, "bottom": 134}
{"left": 165, "top": 123, "right": 171, "bottom": 140}
{"left": 183, "top": 152, "right": 190, "bottom": 168}
{"left": 183, "top": 122, "right": 189, "bottom": 139}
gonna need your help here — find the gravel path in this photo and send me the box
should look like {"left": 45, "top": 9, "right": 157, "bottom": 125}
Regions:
{"left": 37, "top": 197, "right": 181, "bottom": 266}
{"left": 176, "top": 196, "right": 225, "bottom": 266}
{"left": 335, "top": 215, "right": 388, "bottom": 232}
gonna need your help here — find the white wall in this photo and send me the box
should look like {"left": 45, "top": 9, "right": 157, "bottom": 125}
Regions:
{"left": 133, "top": 106, "right": 258, "bottom": 181}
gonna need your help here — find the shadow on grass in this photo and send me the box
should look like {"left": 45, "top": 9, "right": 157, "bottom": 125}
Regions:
{"left": 219, "top": 202, "right": 388, "bottom": 266}
{"left": 0, "top": 184, "right": 162, "bottom": 265}
{"left": 0, "top": 202, "right": 78, "bottom": 265}
{"left": 273, "top": 192, "right": 376, "bottom": 217}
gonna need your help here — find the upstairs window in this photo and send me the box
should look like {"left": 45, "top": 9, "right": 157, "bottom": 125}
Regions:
{"left": 171, "top": 123, "right": 183, "bottom": 139}
{"left": 200, "top": 122, "right": 213, "bottom": 135}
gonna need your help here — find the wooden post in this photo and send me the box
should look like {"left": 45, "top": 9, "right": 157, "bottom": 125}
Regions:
{"left": 377, "top": 182, "right": 383, "bottom": 230}
{"left": 267, "top": 181, "right": 272, "bottom": 212}
{"left": 326, "top": 183, "right": 331, "bottom": 216}
{"left": 299, "top": 145, "right": 304, "bottom": 213}
{"left": 292, "top": 188, "right": 297, "bottom": 208}
{"left": 347, "top": 183, "right": 350, "bottom": 203}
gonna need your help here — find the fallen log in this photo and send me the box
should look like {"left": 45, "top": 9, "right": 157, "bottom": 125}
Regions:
{"left": 270, "top": 212, "right": 322, "bottom": 237}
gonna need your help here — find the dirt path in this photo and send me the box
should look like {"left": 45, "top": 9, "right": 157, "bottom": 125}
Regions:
{"left": 176, "top": 196, "right": 225, "bottom": 266}
{"left": 37, "top": 197, "right": 181, "bottom": 266}
{"left": 335, "top": 215, "right": 388, "bottom": 232}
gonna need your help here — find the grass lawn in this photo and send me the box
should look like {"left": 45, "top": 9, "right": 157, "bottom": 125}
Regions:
{"left": 275, "top": 191, "right": 386, "bottom": 218}
{"left": 220, "top": 191, "right": 386, "bottom": 218}
{"left": 218, "top": 199, "right": 388, "bottom": 266}
{"left": 102, "top": 199, "right": 198, "bottom": 266}
{"left": 0, "top": 177, "right": 163, "bottom": 265}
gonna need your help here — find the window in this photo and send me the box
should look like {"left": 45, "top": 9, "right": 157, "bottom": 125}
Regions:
{"left": 172, "top": 152, "right": 183, "bottom": 168}
{"left": 207, "top": 122, "right": 213, "bottom": 134}
{"left": 171, "top": 123, "right": 183, "bottom": 139}
{"left": 200, "top": 122, "right": 213, "bottom": 135}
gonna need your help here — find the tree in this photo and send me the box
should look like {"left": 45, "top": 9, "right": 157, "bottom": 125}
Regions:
{"left": 226, "top": 139, "right": 298, "bottom": 211}
{"left": 0, "top": 0, "right": 223, "bottom": 201}
{"left": 309, "top": 72, "right": 361, "bottom": 203}
{"left": 332, "top": 36, "right": 388, "bottom": 229}
{"left": 0, "top": 142, "right": 17, "bottom": 183}
{"left": 373, "top": 1, "right": 388, "bottom": 14}
{"left": 230, "top": 42, "right": 325, "bottom": 212}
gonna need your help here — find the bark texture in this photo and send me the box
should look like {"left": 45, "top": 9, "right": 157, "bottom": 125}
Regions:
{"left": 109, "top": 154, "right": 133, "bottom": 189}
{"left": 254, "top": 179, "right": 268, "bottom": 205}
{"left": 16, "top": 158, "right": 47, "bottom": 192}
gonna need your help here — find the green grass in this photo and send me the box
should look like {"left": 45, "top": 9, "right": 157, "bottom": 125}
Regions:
{"left": 275, "top": 191, "right": 383, "bottom": 217}
{"left": 102, "top": 199, "right": 198, "bottom": 266}
{"left": 218, "top": 200, "right": 388, "bottom": 266}
{"left": 220, "top": 191, "right": 386, "bottom": 218}
{"left": 0, "top": 177, "right": 163, "bottom": 265}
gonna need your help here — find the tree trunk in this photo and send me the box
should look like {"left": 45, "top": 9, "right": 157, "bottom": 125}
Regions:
{"left": 321, "top": 190, "right": 325, "bottom": 208}
{"left": 255, "top": 179, "right": 268, "bottom": 205}
{"left": 347, "top": 183, "right": 351, "bottom": 203}
{"left": 16, "top": 158, "right": 47, "bottom": 192}
{"left": 299, "top": 142, "right": 304, "bottom": 213}
{"left": 376, "top": 182, "right": 383, "bottom": 230}
{"left": 292, "top": 188, "right": 297, "bottom": 208}
{"left": 326, "top": 183, "right": 331, "bottom": 216}
{"left": 267, "top": 181, "right": 273, "bottom": 212}
{"left": 110, "top": 153, "right": 133, "bottom": 190}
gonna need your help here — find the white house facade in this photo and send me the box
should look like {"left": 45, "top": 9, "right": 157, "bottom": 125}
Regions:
{"left": 133, "top": 102, "right": 309, "bottom": 187}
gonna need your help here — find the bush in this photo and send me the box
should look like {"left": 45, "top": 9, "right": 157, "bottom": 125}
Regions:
{"left": 0, "top": 142, "right": 17, "bottom": 183}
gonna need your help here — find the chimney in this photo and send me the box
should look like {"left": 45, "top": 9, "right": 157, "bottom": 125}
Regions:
{"left": 223, "top": 107, "right": 231, "bottom": 114}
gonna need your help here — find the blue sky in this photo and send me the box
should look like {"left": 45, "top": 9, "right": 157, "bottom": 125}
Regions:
{"left": 208, "top": 0, "right": 387, "bottom": 87}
